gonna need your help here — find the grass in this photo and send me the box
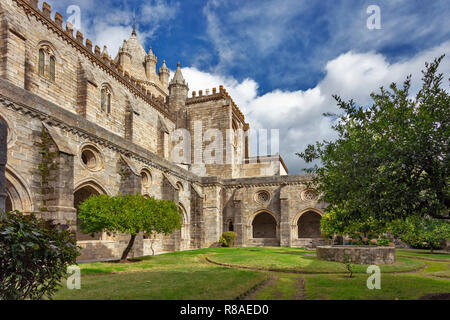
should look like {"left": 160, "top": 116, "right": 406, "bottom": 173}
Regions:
{"left": 304, "top": 273, "right": 450, "bottom": 300}
{"left": 53, "top": 247, "right": 450, "bottom": 300}
{"left": 396, "top": 249, "right": 450, "bottom": 261}
{"left": 207, "top": 247, "right": 425, "bottom": 274}
{"left": 54, "top": 250, "right": 267, "bottom": 300}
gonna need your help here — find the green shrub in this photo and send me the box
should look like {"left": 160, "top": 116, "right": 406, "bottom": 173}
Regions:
{"left": 219, "top": 231, "right": 237, "bottom": 247}
{"left": 376, "top": 239, "right": 390, "bottom": 247}
{"left": 0, "top": 211, "right": 79, "bottom": 300}
{"left": 390, "top": 217, "right": 450, "bottom": 253}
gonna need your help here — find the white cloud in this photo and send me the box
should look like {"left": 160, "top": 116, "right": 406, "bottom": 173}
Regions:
{"left": 182, "top": 41, "right": 450, "bottom": 174}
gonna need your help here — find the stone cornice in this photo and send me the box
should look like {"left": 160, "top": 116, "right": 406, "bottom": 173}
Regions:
{"left": 12, "top": 0, "right": 174, "bottom": 122}
{"left": 0, "top": 79, "right": 198, "bottom": 183}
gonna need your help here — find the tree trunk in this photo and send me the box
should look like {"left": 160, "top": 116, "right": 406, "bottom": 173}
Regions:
{"left": 121, "top": 234, "right": 136, "bottom": 261}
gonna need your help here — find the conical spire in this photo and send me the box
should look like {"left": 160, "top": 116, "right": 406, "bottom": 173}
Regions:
{"left": 101, "top": 45, "right": 109, "bottom": 58}
{"left": 170, "top": 62, "right": 187, "bottom": 85}
{"left": 146, "top": 46, "right": 157, "bottom": 64}
{"left": 159, "top": 60, "right": 169, "bottom": 74}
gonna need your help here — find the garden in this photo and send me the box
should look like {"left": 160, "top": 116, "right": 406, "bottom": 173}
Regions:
{"left": 52, "top": 247, "right": 450, "bottom": 300}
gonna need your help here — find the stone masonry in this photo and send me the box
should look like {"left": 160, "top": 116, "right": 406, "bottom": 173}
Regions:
{"left": 0, "top": 0, "right": 327, "bottom": 261}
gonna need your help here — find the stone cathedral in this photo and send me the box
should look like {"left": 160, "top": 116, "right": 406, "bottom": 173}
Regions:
{"left": 0, "top": 0, "right": 326, "bottom": 261}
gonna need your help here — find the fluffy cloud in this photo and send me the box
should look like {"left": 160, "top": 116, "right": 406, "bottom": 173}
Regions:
{"left": 183, "top": 41, "right": 450, "bottom": 174}
{"left": 201, "top": 0, "right": 450, "bottom": 90}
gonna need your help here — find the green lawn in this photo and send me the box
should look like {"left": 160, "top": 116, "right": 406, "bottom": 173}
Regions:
{"left": 53, "top": 247, "right": 449, "bottom": 300}
{"left": 207, "top": 246, "right": 425, "bottom": 273}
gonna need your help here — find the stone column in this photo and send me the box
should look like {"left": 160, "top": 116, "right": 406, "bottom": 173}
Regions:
{"left": 233, "top": 199, "right": 244, "bottom": 246}
{"left": 0, "top": 121, "right": 7, "bottom": 213}
{"left": 279, "top": 185, "right": 291, "bottom": 247}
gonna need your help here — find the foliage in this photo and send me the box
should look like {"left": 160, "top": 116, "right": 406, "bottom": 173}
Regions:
{"left": 298, "top": 56, "right": 449, "bottom": 235}
{"left": 390, "top": 216, "right": 450, "bottom": 253}
{"left": 376, "top": 239, "right": 390, "bottom": 247}
{"left": 78, "top": 194, "right": 182, "bottom": 261}
{"left": 0, "top": 211, "right": 79, "bottom": 300}
{"left": 219, "top": 231, "right": 237, "bottom": 247}
{"left": 320, "top": 209, "right": 385, "bottom": 239}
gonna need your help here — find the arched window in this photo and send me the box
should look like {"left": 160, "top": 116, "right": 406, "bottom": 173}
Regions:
{"left": 49, "top": 56, "right": 56, "bottom": 81}
{"left": 101, "top": 88, "right": 106, "bottom": 111}
{"left": 101, "top": 85, "right": 112, "bottom": 113}
{"left": 107, "top": 92, "right": 111, "bottom": 114}
{"left": 38, "top": 44, "right": 56, "bottom": 81}
{"left": 38, "top": 49, "right": 45, "bottom": 76}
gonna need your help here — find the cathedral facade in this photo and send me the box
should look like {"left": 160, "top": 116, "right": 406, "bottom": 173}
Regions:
{"left": 0, "top": 0, "right": 326, "bottom": 261}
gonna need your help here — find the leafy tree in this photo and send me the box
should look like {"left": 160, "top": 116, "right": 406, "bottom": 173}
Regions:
{"left": 390, "top": 217, "right": 450, "bottom": 253}
{"left": 0, "top": 211, "right": 79, "bottom": 300}
{"left": 78, "top": 194, "right": 182, "bottom": 261}
{"left": 298, "top": 56, "right": 449, "bottom": 236}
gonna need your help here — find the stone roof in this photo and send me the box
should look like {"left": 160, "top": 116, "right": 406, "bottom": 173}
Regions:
{"left": 170, "top": 62, "right": 187, "bottom": 86}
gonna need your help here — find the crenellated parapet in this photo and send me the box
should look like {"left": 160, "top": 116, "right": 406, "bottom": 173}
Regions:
{"left": 12, "top": 0, "right": 174, "bottom": 120}
{"left": 187, "top": 86, "right": 248, "bottom": 126}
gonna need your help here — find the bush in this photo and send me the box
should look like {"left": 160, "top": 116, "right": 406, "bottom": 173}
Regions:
{"left": 0, "top": 211, "right": 79, "bottom": 300}
{"left": 219, "top": 231, "right": 237, "bottom": 247}
{"left": 390, "top": 217, "right": 450, "bottom": 253}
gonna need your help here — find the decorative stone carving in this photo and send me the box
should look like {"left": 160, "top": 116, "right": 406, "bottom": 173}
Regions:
{"left": 254, "top": 190, "right": 270, "bottom": 204}
{"left": 302, "top": 189, "right": 318, "bottom": 201}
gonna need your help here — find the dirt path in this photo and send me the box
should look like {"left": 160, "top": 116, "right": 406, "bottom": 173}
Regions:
{"left": 295, "top": 277, "right": 306, "bottom": 300}
{"left": 243, "top": 273, "right": 278, "bottom": 300}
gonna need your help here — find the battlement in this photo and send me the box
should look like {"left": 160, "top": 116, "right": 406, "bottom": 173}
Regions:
{"left": 187, "top": 85, "right": 247, "bottom": 126}
{"left": 13, "top": 0, "right": 172, "bottom": 119}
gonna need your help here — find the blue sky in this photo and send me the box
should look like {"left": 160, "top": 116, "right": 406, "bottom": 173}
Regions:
{"left": 39, "top": 0, "right": 450, "bottom": 173}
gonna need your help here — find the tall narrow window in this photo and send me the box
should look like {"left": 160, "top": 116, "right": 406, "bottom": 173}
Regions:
{"left": 101, "top": 88, "right": 106, "bottom": 111}
{"left": 49, "top": 56, "right": 56, "bottom": 81}
{"left": 39, "top": 49, "right": 45, "bottom": 76}
{"left": 107, "top": 93, "right": 111, "bottom": 114}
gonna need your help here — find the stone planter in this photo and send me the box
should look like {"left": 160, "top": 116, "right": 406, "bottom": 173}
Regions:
{"left": 316, "top": 245, "right": 395, "bottom": 265}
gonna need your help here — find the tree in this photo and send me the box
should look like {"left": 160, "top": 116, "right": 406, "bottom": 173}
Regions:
{"left": 78, "top": 194, "right": 182, "bottom": 261}
{"left": 0, "top": 211, "right": 79, "bottom": 300}
{"left": 298, "top": 56, "right": 449, "bottom": 235}
{"left": 390, "top": 217, "right": 450, "bottom": 253}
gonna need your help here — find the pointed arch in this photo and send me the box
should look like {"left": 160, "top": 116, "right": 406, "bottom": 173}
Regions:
{"left": 74, "top": 178, "right": 110, "bottom": 195}
{"left": 292, "top": 208, "right": 323, "bottom": 239}
{"left": 0, "top": 111, "right": 16, "bottom": 147}
{"left": 249, "top": 209, "right": 279, "bottom": 239}
{"left": 74, "top": 179, "right": 109, "bottom": 241}
{"left": 5, "top": 166, "right": 34, "bottom": 213}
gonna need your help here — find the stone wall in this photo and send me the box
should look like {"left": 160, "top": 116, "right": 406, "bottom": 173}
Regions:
{"left": 317, "top": 245, "right": 396, "bottom": 265}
